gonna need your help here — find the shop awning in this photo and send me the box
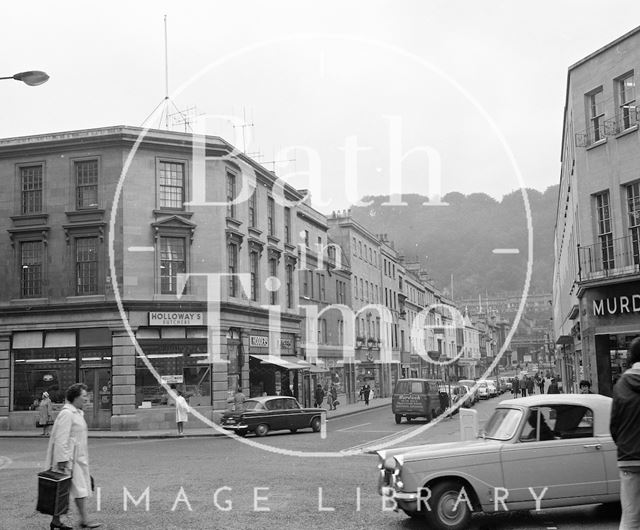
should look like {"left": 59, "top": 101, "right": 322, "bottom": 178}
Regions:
{"left": 556, "top": 335, "right": 573, "bottom": 345}
{"left": 250, "top": 355, "right": 306, "bottom": 370}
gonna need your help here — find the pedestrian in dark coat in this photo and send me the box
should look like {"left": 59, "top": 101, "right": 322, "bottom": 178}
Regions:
{"left": 512, "top": 378, "right": 520, "bottom": 397}
{"left": 526, "top": 377, "right": 534, "bottom": 396}
{"left": 314, "top": 384, "right": 325, "bottom": 408}
{"left": 610, "top": 337, "right": 640, "bottom": 529}
{"left": 329, "top": 384, "right": 338, "bottom": 410}
{"left": 361, "top": 383, "right": 371, "bottom": 406}
{"left": 537, "top": 376, "right": 545, "bottom": 395}
{"left": 521, "top": 377, "right": 528, "bottom": 397}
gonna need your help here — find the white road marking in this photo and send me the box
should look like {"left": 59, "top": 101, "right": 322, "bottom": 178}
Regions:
{"left": 336, "top": 422, "right": 371, "bottom": 432}
{"left": 356, "top": 430, "right": 399, "bottom": 434}
{"left": 492, "top": 248, "right": 520, "bottom": 254}
{"left": 0, "top": 456, "right": 13, "bottom": 470}
{"left": 342, "top": 425, "right": 417, "bottom": 454}
{"left": 321, "top": 412, "right": 327, "bottom": 439}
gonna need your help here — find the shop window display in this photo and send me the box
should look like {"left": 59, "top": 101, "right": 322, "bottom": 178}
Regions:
{"left": 13, "top": 348, "right": 76, "bottom": 411}
{"left": 135, "top": 343, "right": 211, "bottom": 407}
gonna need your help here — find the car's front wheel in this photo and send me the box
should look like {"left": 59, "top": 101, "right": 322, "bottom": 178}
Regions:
{"left": 254, "top": 423, "right": 269, "bottom": 437}
{"left": 424, "top": 480, "right": 473, "bottom": 530}
{"left": 311, "top": 416, "right": 322, "bottom": 432}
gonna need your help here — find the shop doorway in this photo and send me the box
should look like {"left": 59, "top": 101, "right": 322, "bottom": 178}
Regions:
{"left": 81, "top": 366, "right": 111, "bottom": 429}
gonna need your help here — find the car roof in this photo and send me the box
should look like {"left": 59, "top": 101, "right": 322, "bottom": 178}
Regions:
{"left": 498, "top": 393, "right": 611, "bottom": 407}
{"left": 497, "top": 393, "right": 613, "bottom": 435}
{"left": 245, "top": 395, "right": 297, "bottom": 403}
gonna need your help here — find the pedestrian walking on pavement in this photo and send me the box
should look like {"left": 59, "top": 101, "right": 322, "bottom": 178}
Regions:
{"left": 610, "top": 337, "right": 640, "bottom": 530}
{"left": 361, "top": 383, "right": 371, "bottom": 406}
{"left": 329, "top": 384, "right": 338, "bottom": 410}
{"left": 537, "top": 376, "right": 545, "bottom": 395}
{"left": 526, "top": 376, "right": 534, "bottom": 396}
{"left": 44, "top": 382, "right": 100, "bottom": 530}
{"left": 38, "top": 391, "right": 53, "bottom": 436}
{"left": 175, "top": 390, "right": 189, "bottom": 436}
{"left": 314, "top": 384, "right": 325, "bottom": 408}
{"left": 233, "top": 386, "right": 246, "bottom": 412}
{"left": 512, "top": 377, "right": 520, "bottom": 397}
{"left": 521, "top": 377, "right": 528, "bottom": 397}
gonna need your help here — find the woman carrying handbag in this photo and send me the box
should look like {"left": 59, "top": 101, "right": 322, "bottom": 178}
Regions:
{"left": 44, "top": 383, "right": 100, "bottom": 529}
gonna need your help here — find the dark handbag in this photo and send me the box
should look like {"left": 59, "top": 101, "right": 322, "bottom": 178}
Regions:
{"left": 36, "top": 469, "right": 71, "bottom": 516}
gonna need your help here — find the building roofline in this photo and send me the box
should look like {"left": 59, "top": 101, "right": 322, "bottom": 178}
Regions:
{"left": 0, "top": 125, "right": 304, "bottom": 201}
{"left": 567, "top": 24, "right": 640, "bottom": 72}
{"left": 557, "top": 25, "right": 640, "bottom": 236}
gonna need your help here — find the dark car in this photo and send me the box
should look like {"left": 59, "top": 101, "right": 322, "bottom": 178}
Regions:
{"left": 221, "top": 396, "right": 324, "bottom": 437}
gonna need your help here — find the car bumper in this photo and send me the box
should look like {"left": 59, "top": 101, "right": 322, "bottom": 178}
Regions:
{"left": 222, "top": 423, "right": 248, "bottom": 431}
{"left": 380, "top": 486, "right": 418, "bottom": 501}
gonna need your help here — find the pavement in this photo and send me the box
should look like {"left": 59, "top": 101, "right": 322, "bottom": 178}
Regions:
{"left": 0, "top": 397, "right": 391, "bottom": 439}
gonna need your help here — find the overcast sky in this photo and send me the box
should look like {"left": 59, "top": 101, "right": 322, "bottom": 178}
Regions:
{"left": 4, "top": 1, "right": 639, "bottom": 214}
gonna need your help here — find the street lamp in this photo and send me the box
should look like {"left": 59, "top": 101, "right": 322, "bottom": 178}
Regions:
{"left": 0, "top": 70, "right": 49, "bottom": 86}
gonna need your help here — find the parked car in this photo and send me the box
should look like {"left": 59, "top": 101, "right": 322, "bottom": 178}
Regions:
{"left": 476, "top": 380, "right": 490, "bottom": 399}
{"left": 456, "top": 383, "right": 475, "bottom": 408}
{"left": 442, "top": 384, "right": 474, "bottom": 413}
{"left": 221, "top": 396, "right": 324, "bottom": 437}
{"left": 484, "top": 379, "right": 499, "bottom": 397}
{"left": 500, "top": 376, "right": 513, "bottom": 392}
{"left": 457, "top": 379, "right": 479, "bottom": 404}
{"left": 392, "top": 378, "right": 442, "bottom": 424}
{"left": 376, "top": 394, "right": 618, "bottom": 530}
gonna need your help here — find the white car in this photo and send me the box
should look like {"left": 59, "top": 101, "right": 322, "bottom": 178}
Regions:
{"left": 483, "top": 379, "right": 498, "bottom": 397}
{"left": 476, "top": 381, "right": 489, "bottom": 399}
{"left": 376, "top": 394, "right": 619, "bottom": 530}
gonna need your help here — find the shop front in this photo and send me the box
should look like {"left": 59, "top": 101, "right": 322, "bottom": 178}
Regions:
{"left": 10, "top": 327, "right": 113, "bottom": 430}
{"left": 579, "top": 279, "right": 640, "bottom": 396}
{"left": 247, "top": 331, "right": 304, "bottom": 399}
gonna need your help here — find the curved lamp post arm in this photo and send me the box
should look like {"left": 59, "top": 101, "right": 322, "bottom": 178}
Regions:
{"left": 0, "top": 70, "right": 49, "bottom": 86}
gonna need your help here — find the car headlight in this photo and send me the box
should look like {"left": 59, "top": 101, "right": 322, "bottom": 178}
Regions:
{"left": 383, "top": 456, "right": 398, "bottom": 472}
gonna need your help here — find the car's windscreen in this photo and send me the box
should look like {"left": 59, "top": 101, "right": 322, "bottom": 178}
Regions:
{"left": 243, "top": 400, "right": 261, "bottom": 410}
{"left": 483, "top": 408, "right": 523, "bottom": 440}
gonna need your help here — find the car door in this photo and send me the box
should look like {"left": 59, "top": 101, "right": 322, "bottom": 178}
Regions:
{"left": 281, "top": 397, "right": 305, "bottom": 429}
{"left": 501, "top": 405, "right": 607, "bottom": 506}
{"left": 600, "top": 434, "right": 620, "bottom": 496}
{"left": 265, "top": 398, "right": 286, "bottom": 431}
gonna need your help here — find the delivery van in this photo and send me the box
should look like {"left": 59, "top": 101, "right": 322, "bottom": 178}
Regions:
{"left": 392, "top": 378, "right": 442, "bottom": 424}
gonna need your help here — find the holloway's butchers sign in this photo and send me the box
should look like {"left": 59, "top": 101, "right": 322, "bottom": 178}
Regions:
{"left": 148, "top": 312, "right": 204, "bottom": 326}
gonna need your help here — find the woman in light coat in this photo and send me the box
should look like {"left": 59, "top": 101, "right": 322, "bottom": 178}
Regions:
{"left": 38, "top": 391, "right": 53, "bottom": 436}
{"left": 175, "top": 390, "right": 189, "bottom": 436}
{"left": 45, "top": 383, "right": 100, "bottom": 529}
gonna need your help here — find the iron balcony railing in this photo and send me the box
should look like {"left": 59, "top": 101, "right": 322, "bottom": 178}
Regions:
{"left": 575, "top": 107, "right": 639, "bottom": 148}
{"left": 578, "top": 234, "right": 640, "bottom": 281}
